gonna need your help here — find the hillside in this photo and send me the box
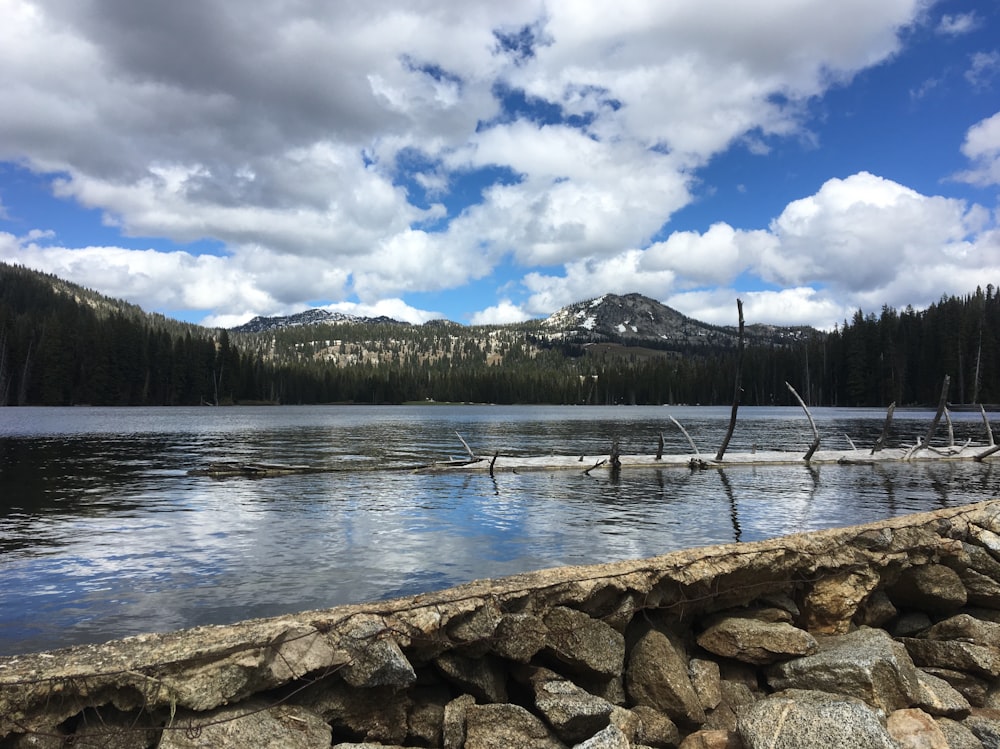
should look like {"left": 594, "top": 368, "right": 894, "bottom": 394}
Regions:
{"left": 1, "top": 261, "right": 997, "bottom": 407}
{"left": 230, "top": 292, "right": 817, "bottom": 371}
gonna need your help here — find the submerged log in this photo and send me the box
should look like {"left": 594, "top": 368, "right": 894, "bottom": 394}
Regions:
{"left": 189, "top": 462, "right": 320, "bottom": 478}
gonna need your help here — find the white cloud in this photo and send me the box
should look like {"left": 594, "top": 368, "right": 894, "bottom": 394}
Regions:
{"left": 1, "top": 0, "right": 978, "bottom": 329}
{"left": 667, "top": 287, "right": 850, "bottom": 329}
{"left": 937, "top": 13, "right": 980, "bottom": 36}
{"left": 760, "top": 172, "right": 977, "bottom": 292}
{"left": 323, "top": 298, "right": 443, "bottom": 326}
{"left": 469, "top": 300, "right": 532, "bottom": 325}
{"left": 510, "top": 170, "right": 998, "bottom": 328}
{"left": 965, "top": 51, "right": 1000, "bottom": 90}
{"left": 640, "top": 223, "right": 775, "bottom": 286}
{"left": 955, "top": 111, "right": 1000, "bottom": 186}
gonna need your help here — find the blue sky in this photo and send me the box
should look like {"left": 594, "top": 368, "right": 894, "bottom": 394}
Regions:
{"left": 0, "top": 0, "right": 998, "bottom": 329}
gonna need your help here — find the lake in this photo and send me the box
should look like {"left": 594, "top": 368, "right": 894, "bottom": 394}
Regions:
{"left": 1, "top": 404, "right": 997, "bottom": 656}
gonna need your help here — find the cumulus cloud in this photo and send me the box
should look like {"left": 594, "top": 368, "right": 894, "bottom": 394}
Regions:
{"left": 470, "top": 300, "right": 533, "bottom": 325}
{"left": 3, "top": 0, "right": 991, "bottom": 331}
{"left": 514, "top": 171, "right": 999, "bottom": 329}
{"left": 955, "top": 111, "right": 1000, "bottom": 186}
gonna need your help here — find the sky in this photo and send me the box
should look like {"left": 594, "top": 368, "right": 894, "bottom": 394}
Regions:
{"left": 0, "top": 0, "right": 998, "bottom": 330}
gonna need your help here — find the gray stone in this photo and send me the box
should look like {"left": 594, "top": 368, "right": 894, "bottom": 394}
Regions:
{"left": 530, "top": 670, "right": 615, "bottom": 743}
{"left": 961, "top": 541, "right": 1000, "bottom": 581}
{"left": 464, "top": 703, "right": 567, "bottom": 749}
{"left": 887, "top": 564, "right": 968, "bottom": 613}
{"left": 705, "top": 681, "right": 757, "bottom": 731}
{"left": 856, "top": 590, "right": 898, "bottom": 628}
{"left": 626, "top": 625, "right": 706, "bottom": 725}
{"left": 901, "top": 637, "right": 1000, "bottom": 678}
{"left": 886, "top": 708, "right": 949, "bottom": 748}
{"left": 964, "top": 710, "right": 1000, "bottom": 747}
{"left": 442, "top": 694, "right": 475, "bottom": 749}
{"left": 767, "top": 627, "right": 922, "bottom": 713}
{"left": 696, "top": 617, "right": 818, "bottom": 665}
{"left": 339, "top": 614, "right": 416, "bottom": 689}
{"left": 543, "top": 606, "right": 626, "bottom": 678}
{"left": 690, "top": 658, "right": 722, "bottom": 710}
{"left": 737, "top": 690, "right": 896, "bottom": 749}
{"left": 158, "top": 701, "right": 330, "bottom": 749}
{"left": 961, "top": 569, "right": 1000, "bottom": 608}
{"left": 574, "top": 724, "right": 630, "bottom": 749}
{"left": 893, "top": 612, "right": 933, "bottom": 637}
{"left": 608, "top": 706, "right": 643, "bottom": 744}
{"left": 629, "top": 705, "right": 680, "bottom": 747}
{"left": 926, "top": 613, "right": 1000, "bottom": 648}
{"left": 446, "top": 599, "right": 503, "bottom": 655}
{"left": 934, "top": 717, "right": 985, "bottom": 749}
{"left": 915, "top": 667, "right": 972, "bottom": 717}
{"left": 493, "top": 613, "right": 549, "bottom": 662}
{"left": 920, "top": 667, "right": 990, "bottom": 707}
{"left": 435, "top": 652, "right": 507, "bottom": 703}
{"left": 407, "top": 686, "right": 449, "bottom": 746}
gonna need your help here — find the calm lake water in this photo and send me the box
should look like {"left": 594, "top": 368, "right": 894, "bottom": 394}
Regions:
{"left": 1, "top": 404, "right": 998, "bottom": 656}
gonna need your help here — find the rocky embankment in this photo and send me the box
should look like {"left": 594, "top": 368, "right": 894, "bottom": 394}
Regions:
{"left": 5, "top": 502, "right": 1000, "bottom": 748}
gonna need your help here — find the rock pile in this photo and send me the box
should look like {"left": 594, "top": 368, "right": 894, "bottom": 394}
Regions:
{"left": 4, "top": 501, "right": 1000, "bottom": 748}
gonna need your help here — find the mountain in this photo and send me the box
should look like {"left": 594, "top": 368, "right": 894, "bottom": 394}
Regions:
{"left": 235, "top": 292, "right": 816, "bottom": 351}
{"left": 542, "top": 292, "right": 813, "bottom": 348}
{"left": 3, "top": 261, "right": 997, "bottom": 407}
{"left": 233, "top": 308, "right": 411, "bottom": 333}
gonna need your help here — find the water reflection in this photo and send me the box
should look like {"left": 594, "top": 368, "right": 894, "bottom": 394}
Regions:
{"left": 1, "top": 405, "right": 998, "bottom": 655}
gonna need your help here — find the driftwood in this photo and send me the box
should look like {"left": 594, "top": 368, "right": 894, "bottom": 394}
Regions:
{"left": 984, "top": 405, "right": 996, "bottom": 447}
{"left": 715, "top": 298, "right": 744, "bottom": 461}
{"left": 785, "top": 380, "right": 820, "bottom": 462}
{"left": 907, "top": 375, "right": 951, "bottom": 460}
{"left": 871, "top": 402, "right": 896, "bottom": 454}
{"left": 190, "top": 462, "right": 320, "bottom": 478}
{"left": 670, "top": 415, "right": 701, "bottom": 457}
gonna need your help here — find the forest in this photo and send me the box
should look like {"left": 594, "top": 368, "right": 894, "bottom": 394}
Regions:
{"left": 0, "top": 262, "right": 997, "bottom": 408}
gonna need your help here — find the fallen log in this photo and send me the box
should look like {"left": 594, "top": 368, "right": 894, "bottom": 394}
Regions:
{"left": 188, "top": 462, "right": 320, "bottom": 478}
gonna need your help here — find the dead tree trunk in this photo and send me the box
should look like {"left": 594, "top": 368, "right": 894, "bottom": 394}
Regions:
{"left": 871, "top": 402, "right": 896, "bottom": 454}
{"left": 670, "top": 415, "right": 701, "bottom": 457}
{"left": 715, "top": 299, "right": 744, "bottom": 462}
{"left": 786, "top": 381, "right": 820, "bottom": 462}
{"left": 908, "top": 375, "right": 950, "bottom": 459}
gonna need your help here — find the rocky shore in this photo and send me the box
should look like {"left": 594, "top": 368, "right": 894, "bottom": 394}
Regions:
{"left": 5, "top": 501, "right": 1000, "bottom": 748}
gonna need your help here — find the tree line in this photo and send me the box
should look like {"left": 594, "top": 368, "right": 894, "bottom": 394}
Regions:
{"left": 1, "top": 263, "right": 997, "bottom": 407}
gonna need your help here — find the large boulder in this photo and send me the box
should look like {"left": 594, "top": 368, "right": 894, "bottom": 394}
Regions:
{"left": 737, "top": 690, "right": 896, "bottom": 749}
{"left": 543, "top": 606, "right": 625, "bottom": 679}
{"left": 464, "top": 703, "right": 566, "bottom": 749}
{"left": 626, "top": 625, "right": 706, "bottom": 725}
{"left": 529, "top": 670, "right": 615, "bottom": 743}
{"left": 801, "top": 568, "right": 881, "bottom": 634}
{"left": 900, "top": 638, "right": 1000, "bottom": 679}
{"left": 339, "top": 615, "right": 416, "bottom": 689}
{"left": 696, "top": 616, "right": 818, "bottom": 665}
{"left": 767, "top": 627, "right": 922, "bottom": 713}
{"left": 887, "top": 564, "right": 968, "bottom": 614}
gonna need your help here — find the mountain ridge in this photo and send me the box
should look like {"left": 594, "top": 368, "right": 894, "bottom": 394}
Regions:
{"left": 232, "top": 292, "right": 818, "bottom": 351}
